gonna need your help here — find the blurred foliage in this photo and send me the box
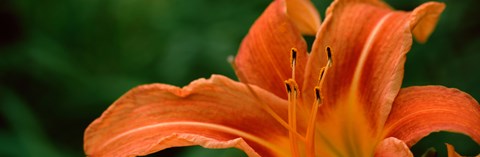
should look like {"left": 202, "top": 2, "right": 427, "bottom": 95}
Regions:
{"left": 0, "top": 0, "right": 479, "bottom": 156}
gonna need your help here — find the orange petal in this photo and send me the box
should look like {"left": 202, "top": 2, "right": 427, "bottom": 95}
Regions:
{"left": 235, "top": 0, "right": 309, "bottom": 99}
{"left": 84, "top": 75, "right": 291, "bottom": 157}
{"left": 303, "top": 1, "right": 445, "bottom": 133}
{"left": 374, "top": 137, "right": 413, "bottom": 157}
{"left": 383, "top": 86, "right": 480, "bottom": 147}
{"left": 285, "top": 0, "right": 321, "bottom": 35}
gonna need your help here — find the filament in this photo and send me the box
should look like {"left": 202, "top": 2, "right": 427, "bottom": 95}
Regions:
{"left": 286, "top": 80, "right": 300, "bottom": 157}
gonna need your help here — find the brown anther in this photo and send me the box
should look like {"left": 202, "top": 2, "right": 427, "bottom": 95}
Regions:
{"left": 314, "top": 87, "right": 321, "bottom": 102}
{"left": 285, "top": 79, "right": 299, "bottom": 96}
{"left": 290, "top": 48, "right": 298, "bottom": 80}
{"left": 290, "top": 48, "right": 297, "bottom": 68}
{"left": 326, "top": 46, "right": 333, "bottom": 67}
{"left": 285, "top": 81, "right": 292, "bottom": 94}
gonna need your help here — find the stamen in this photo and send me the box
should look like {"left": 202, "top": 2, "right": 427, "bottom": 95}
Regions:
{"left": 305, "top": 86, "right": 322, "bottom": 156}
{"left": 305, "top": 46, "right": 334, "bottom": 157}
{"left": 285, "top": 79, "right": 300, "bottom": 157}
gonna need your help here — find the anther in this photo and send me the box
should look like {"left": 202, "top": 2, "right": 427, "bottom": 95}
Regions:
{"left": 290, "top": 48, "right": 297, "bottom": 67}
{"left": 326, "top": 46, "right": 333, "bottom": 67}
{"left": 314, "top": 87, "right": 321, "bottom": 102}
{"left": 285, "top": 79, "right": 299, "bottom": 95}
{"left": 290, "top": 48, "right": 298, "bottom": 80}
{"left": 285, "top": 82, "right": 292, "bottom": 94}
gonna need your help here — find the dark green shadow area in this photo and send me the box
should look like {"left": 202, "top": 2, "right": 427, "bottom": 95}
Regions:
{"left": 411, "top": 131, "right": 480, "bottom": 157}
{"left": 144, "top": 146, "right": 247, "bottom": 157}
{"left": 143, "top": 131, "right": 480, "bottom": 157}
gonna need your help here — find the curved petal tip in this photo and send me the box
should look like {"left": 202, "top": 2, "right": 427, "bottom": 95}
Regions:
{"left": 410, "top": 2, "right": 446, "bottom": 43}
{"left": 285, "top": 0, "right": 321, "bottom": 35}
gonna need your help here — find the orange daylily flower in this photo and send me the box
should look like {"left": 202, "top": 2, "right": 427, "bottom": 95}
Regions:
{"left": 84, "top": 0, "right": 480, "bottom": 156}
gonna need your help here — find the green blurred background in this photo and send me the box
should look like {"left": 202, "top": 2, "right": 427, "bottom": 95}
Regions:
{"left": 0, "top": 0, "right": 479, "bottom": 156}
